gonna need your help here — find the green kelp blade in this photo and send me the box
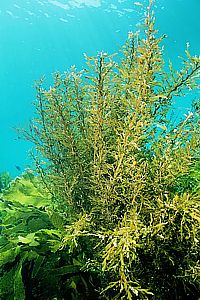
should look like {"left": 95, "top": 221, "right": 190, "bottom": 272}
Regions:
{"left": 0, "top": 246, "right": 21, "bottom": 268}
{"left": 14, "top": 261, "right": 25, "bottom": 300}
{"left": 0, "top": 267, "right": 16, "bottom": 299}
{"left": 31, "top": 255, "right": 45, "bottom": 278}
{"left": 2, "top": 173, "right": 51, "bottom": 208}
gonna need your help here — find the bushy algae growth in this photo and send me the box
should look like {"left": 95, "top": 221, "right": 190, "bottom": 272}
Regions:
{"left": 2, "top": 1, "right": 200, "bottom": 299}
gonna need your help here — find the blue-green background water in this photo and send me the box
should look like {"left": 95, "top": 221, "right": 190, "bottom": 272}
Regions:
{"left": 0, "top": 0, "right": 200, "bottom": 177}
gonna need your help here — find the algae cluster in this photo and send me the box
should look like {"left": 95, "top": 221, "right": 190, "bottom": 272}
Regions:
{"left": 0, "top": 2, "right": 200, "bottom": 299}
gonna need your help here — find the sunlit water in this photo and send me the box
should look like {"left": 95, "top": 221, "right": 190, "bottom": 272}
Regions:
{"left": 0, "top": 0, "right": 200, "bottom": 177}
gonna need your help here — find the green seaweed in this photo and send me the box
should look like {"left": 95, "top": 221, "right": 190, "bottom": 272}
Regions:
{"left": 2, "top": 1, "right": 200, "bottom": 299}
{"left": 1, "top": 172, "right": 51, "bottom": 208}
{"left": 0, "top": 172, "right": 11, "bottom": 193}
{"left": 0, "top": 173, "right": 96, "bottom": 299}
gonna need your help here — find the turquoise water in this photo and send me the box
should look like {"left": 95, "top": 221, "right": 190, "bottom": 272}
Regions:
{"left": 0, "top": 0, "right": 200, "bottom": 177}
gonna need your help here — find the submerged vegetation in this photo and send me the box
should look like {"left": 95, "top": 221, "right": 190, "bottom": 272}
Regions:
{"left": 0, "top": 172, "right": 12, "bottom": 192}
{"left": 0, "top": 173, "right": 97, "bottom": 299}
{"left": 1, "top": 2, "right": 200, "bottom": 299}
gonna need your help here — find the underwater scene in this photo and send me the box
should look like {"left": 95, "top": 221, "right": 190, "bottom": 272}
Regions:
{"left": 0, "top": 0, "right": 200, "bottom": 299}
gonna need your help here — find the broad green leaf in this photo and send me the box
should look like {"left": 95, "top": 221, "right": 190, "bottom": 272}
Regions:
{"left": 14, "top": 261, "right": 25, "bottom": 300}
